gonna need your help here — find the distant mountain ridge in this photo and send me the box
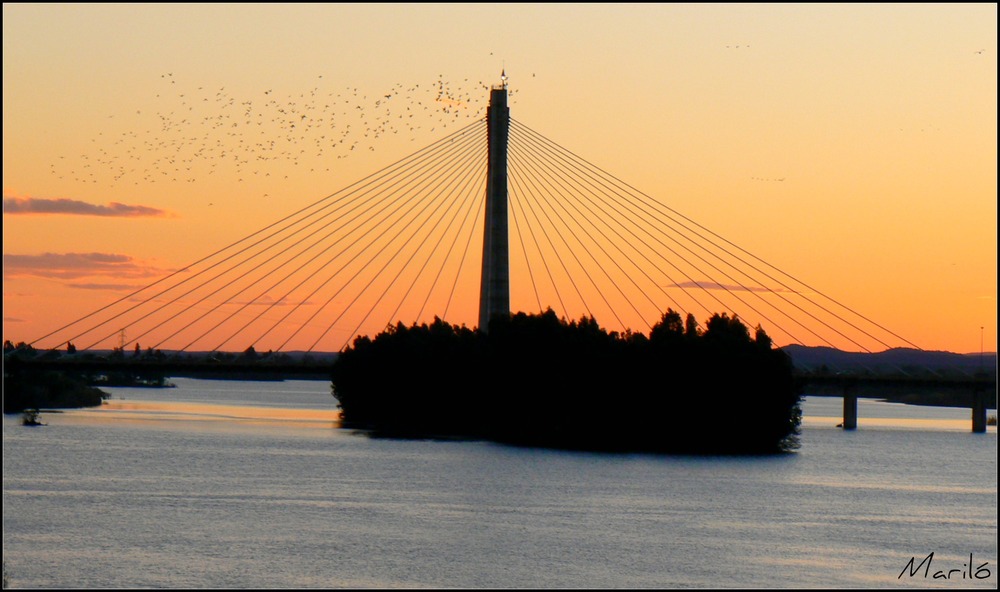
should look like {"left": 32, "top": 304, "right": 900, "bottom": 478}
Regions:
{"left": 25, "top": 345, "right": 997, "bottom": 378}
{"left": 780, "top": 344, "right": 997, "bottom": 376}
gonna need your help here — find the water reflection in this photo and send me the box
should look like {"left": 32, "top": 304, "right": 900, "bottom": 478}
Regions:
{"left": 801, "top": 415, "right": 975, "bottom": 431}
{"left": 4, "top": 381, "right": 995, "bottom": 589}
{"left": 58, "top": 391, "right": 992, "bottom": 436}
{"left": 63, "top": 399, "right": 341, "bottom": 430}
{"left": 799, "top": 395, "right": 993, "bottom": 432}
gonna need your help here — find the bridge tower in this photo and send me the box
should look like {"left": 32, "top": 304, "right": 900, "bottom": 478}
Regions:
{"left": 478, "top": 73, "right": 511, "bottom": 332}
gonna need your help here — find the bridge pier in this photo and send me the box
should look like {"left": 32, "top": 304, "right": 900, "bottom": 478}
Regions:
{"left": 803, "top": 374, "right": 996, "bottom": 434}
{"left": 842, "top": 386, "right": 858, "bottom": 430}
{"left": 971, "top": 383, "right": 988, "bottom": 434}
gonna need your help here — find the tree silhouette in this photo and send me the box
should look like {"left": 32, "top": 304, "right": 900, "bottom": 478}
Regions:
{"left": 331, "top": 310, "right": 802, "bottom": 454}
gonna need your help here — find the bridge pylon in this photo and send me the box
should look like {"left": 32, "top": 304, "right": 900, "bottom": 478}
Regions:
{"left": 478, "top": 77, "right": 511, "bottom": 332}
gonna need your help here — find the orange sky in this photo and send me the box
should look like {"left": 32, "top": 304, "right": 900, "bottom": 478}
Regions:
{"left": 3, "top": 3, "right": 996, "bottom": 354}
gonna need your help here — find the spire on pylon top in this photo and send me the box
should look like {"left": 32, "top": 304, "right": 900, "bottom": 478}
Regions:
{"left": 500, "top": 68, "right": 508, "bottom": 88}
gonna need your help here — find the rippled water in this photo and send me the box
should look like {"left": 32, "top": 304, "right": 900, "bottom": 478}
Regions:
{"left": 3, "top": 379, "right": 996, "bottom": 588}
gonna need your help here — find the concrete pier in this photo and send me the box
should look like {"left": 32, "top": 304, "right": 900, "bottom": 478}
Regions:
{"left": 478, "top": 83, "right": 510, "bottom": 332}
{"left": 842, "top": 389, "right": 858, "bottom": 430}
{"left": 972, "top": 386, "right": 988, "bottom": 433}
{"left": 832, "top": 376, "right": 994, "bottom": 433}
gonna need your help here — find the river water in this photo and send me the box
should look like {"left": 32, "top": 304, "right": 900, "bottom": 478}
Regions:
{"left": 2, "top": 378, "right": 996, "bottom": 588}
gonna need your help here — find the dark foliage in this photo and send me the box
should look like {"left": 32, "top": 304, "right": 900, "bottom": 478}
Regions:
{"left": 3, "top": 364, "right": 109, "bottom": 414}
{"left": 331, "top": 310, "right": 802, "bottom": 454}
{"left": 3, "top": 341, "right": 110, "bottom": 413}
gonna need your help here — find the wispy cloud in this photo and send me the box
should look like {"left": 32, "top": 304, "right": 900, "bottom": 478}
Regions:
{"left": 3, "top": 195, "right": 173, "bottom": 217}
{"left": 3, "top": 252, "right": 167, "bottom": 280}
{"left": 666, "top": 281, "right": 798, "bottom": 294}
{"left": 230, "top": 295, "right": 315, "bottom": 307}
{"left": 67, "top": 282, "right": 148, "bottom": 291}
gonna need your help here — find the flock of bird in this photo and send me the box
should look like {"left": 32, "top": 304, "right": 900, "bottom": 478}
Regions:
{"left": 50, "top": 73, "right": 523, "bottom": 190}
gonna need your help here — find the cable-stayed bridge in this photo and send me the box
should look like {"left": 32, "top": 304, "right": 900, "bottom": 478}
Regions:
{"left": 7, "top": 82, "right": 995, "bottom": 431}
{"left": 20, "top": 87, "right": 923, "bottom": 356}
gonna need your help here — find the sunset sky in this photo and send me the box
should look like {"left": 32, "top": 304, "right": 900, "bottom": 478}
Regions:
{"left": 3, "top": 3, "right": 996, "bottom": 354}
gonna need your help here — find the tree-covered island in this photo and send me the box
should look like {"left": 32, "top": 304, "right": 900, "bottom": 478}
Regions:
{"left": 331, "top": 309, "right": 803, "bottom": 454}
{"left": 1, "top": 340, "right": 135, "bottom": 414}
{"left": 3, "top": 342, "right": 109, "bottom": 414}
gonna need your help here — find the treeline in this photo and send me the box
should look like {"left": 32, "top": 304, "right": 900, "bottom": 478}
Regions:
{"left": 3, "top": 339, "right": 171, "bottom": 386}
{"left": 331, "top": 309, "right": 803, "bottom": 454}
{"left": 4, "top": 342, "right": 109, "bottom": 414}
{"left": 3, "top": 340, "right": 172, "bottom": 414}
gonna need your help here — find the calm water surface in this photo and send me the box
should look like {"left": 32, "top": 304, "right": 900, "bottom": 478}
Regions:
{"left": 3, "top": 378, "right": 996, "bottom": 588}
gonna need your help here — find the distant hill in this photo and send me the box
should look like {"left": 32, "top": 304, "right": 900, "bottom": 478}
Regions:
{"left": 780, "top": 344, "right": 997, "bottom": 377}
{"left": 77, "top": 349, "right": 339, "bottom": 364}
{"left": 29, "top": 345, "right": 996, "bottom": 379}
